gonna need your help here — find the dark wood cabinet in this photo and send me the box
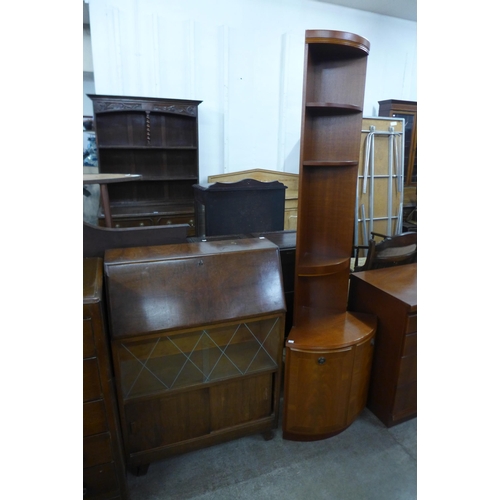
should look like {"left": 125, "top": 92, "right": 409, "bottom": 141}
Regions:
{"left": 282, "top": 30, "right": 376, "bottom": 441}
{"left": 89, "top": 95, "right": 201, "bottom": 235}
{"left": 193, "top": 179, "right": 286, "bottom": 237}
{"left": 348, "top": 263, "right": 417, "bottom": 426}
{"left": 103, "top": 239, "right": 286, "bottom": 473}
{"left": 83, "top": 258, "right": 128, "bottom": 499}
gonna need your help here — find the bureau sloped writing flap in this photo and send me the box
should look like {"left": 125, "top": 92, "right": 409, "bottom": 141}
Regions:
{"left": 104, "top": 239, "right": 286, "bottom": 339}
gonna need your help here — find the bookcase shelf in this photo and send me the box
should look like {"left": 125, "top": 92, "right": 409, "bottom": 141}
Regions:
{"left": 89, "top": 94, "right": 201, "bottom": 235}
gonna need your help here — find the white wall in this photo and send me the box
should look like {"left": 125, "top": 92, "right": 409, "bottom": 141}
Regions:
{"left": 87, "top": 0, "right": 416, "bottom": 183}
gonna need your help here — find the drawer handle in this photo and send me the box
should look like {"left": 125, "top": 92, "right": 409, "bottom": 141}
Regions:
{"left": 83, "top": 486, "right": 87, "bottom": 497}
{"left": 317, "top": 357, "right": 326, "bottom": 365}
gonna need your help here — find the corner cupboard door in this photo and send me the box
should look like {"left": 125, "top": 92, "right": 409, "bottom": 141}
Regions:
{"left": 284, "top": 347, "right": 355, "bottom": 438}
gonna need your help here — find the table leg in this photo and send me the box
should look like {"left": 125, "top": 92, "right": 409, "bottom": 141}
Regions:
{"left": 99, "top": 184, "right": 113, "bottom": 228}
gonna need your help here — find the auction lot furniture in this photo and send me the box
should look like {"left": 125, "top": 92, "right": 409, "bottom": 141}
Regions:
{"left": 103, "top": 239, "right": 286, "bottom": 474}
{"left": 348, "top": 263, "right": 417, "bottom": 426}
{"left": 89, "top": 94, "right": 201, "bottom": 235}
{"left": 282, "top": 30, "right": 376, "bottom": 441}
{"left": 83, "top": 258, "right": 128, "bottom": 499}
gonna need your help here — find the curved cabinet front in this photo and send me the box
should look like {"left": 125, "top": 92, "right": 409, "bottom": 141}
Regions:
{"left": 283, "top": 326, "right": 375, "bottom": 441}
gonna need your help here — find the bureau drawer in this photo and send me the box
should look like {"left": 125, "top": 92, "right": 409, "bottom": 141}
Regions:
{"left": 83, "top": 400, "right": 108, "bottom": 437}
{"left": 83, "top": 358, "right": 102, "bottom": 402}
{"left": 83, "top": 319, "right": 95, "bottom": 359}
{"left": 402, "top": 332, "right": 417, "bottom": 357}
{"left": 83, "top": 462, "right": 119, "bottom": 499}
{"left": 83, "top": 432, "right": 114, "bottom": 468}
{"left": 405, "top": 314, "right": 417, "bottom": 334}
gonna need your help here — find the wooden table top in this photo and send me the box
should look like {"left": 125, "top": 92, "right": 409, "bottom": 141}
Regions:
{"left": 83, "top": 173, "right": 142, "bottom": 185}
{"left": 350, "top": 263, "right": 416, "bottom": 310}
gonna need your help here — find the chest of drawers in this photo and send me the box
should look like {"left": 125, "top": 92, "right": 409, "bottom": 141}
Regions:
{"left": 84, "top": 258, "right": 128, "bottom": 499}
{"left": 348, "top": 263, "right": 417, "bottom": 426}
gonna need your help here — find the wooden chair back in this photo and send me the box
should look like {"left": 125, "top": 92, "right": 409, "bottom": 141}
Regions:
{"left": 354, "top": 232, "right": 417, "bottom": 272}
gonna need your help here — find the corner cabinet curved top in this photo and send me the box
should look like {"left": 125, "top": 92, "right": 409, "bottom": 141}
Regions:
{"left": 294, "top": 31, "right": 370, "bottom": 321}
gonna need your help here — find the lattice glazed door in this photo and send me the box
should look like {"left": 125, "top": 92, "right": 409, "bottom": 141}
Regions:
{"left": 115, "top": 317, "right": 282, "bottom": 399}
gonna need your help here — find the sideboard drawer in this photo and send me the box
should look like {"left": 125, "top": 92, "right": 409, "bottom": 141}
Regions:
{"left": 393, "top": 381, "right": 417, "bottom": 419}
{"left": 83, "top": 400, "right": 108, "bottom": 437}
{"left": 402, "top": 331, "right": 417, "bottom": 357}
{"left": 405, "top": 314, "right": 417, "bottom": 334}
{"left": 397, "top": 354, "right": 417, "bottom": 386}
{"left": 83, "top": 358, "right": 102, "bottom": 402}
{"left": 83, "top": 432, "right": 114, "bottom": 468}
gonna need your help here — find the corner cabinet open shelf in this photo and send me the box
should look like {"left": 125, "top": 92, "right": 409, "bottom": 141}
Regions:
{"left": 89, "top": 94, "right": 201, "bottom": 235}
{"left": 283, "top": 30, "right": 377, "bottom": 441}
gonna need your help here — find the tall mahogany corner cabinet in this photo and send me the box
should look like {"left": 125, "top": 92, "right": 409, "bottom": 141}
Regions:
{"left": 282, "top": 30, "right": 377, "bottom": 441}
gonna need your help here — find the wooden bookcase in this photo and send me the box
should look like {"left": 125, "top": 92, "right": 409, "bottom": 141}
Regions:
{"left": 89, "top": 95, "right": 201, "bottom": 235}
{"left": 103, "top": 239, "right": 286, "bottom": 474}
{"left": 283, "top": 30, "right": 376, "bottom": 441}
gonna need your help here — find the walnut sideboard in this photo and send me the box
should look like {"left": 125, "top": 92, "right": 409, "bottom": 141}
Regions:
{"left": 348, "top": 263, "right": 417, "bottom": 427}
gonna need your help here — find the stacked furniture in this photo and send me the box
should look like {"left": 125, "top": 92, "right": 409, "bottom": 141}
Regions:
{"left": 282, "top": 30, "right": 376, "bottom": 441}
{"left": 103, "top": 238, "right": 286, "bottom": 474}
{"left": 89, "top": 94, "right": 201, "bottom": 235}
{"left": 348, "top": 263, "right": 417, "bottom": 426}
{"left": 83, "top": 258, "right": 128, "bottom": 499}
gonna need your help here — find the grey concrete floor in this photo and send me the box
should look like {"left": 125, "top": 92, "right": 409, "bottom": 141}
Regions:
{"left": 127, "top": 405, "right": 416, "bottom": 500}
